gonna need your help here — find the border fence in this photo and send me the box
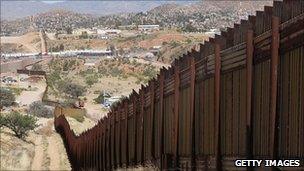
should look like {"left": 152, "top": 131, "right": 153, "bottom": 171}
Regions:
{"left": 54, "top": 0, "right": 304, "bottom": 170}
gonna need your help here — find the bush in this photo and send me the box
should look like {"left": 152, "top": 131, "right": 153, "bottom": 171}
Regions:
{"left": 7, "top": 87, "right": 26, "bottom": 96}
{"left": 85, "top": 75, "right": 98, "bottom": 87}
{"left": 98, "top": 67, "right": 108, "bottom": 76}
{"left": 0, "top": 115, "right": 5, "bottom": 129}
{"left": 0, "top": 88, "right": 16, "bottom": 108}
{"left": 31, "top": 63, "right": 42, "bottom": 71}
{"left": 109, "top": 67, "right": 122, "bottom": 77}
{"left": 28, "top": 101, "right": 53, "bottom": 118}
{"left": 2, "top": 111, "right": 38, "bottom": 139}
{"left": 63, "top": 83, "right": 86, "bottom": 98}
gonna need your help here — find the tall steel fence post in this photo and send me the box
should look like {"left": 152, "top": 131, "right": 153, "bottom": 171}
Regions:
{"left": 246, "top": 29, "right": 254, "bottom": 159}
{"left": 159, "top": 69, "right": 165, "bottom": 170}
{"left": 189, "top": 52, "right": 196, "bottom": 169}
{"left": 214, "top": 41, "right": 221, "bottom": 170}
{"left": 270, "top": 16, "right": 280, "bottom": 159}
{"left": 173, "top": 60, "right": 180, "bottom": 169}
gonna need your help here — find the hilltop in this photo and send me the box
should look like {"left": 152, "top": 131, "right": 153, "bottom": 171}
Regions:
{"left": 1, "top": 1, "right": 272, "bottom": 36}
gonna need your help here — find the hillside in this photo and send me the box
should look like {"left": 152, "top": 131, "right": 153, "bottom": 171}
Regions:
{"left": 0, "top": 32, "right": 41, "bottom": 53}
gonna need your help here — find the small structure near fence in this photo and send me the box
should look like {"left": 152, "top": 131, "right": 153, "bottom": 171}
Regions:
{"left": 55, "top": 1, "right": 304, "bottom": 170}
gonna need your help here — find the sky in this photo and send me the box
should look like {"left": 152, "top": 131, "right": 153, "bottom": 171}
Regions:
{"left": 1, "top": 0, "right": 194, "bottom": 20}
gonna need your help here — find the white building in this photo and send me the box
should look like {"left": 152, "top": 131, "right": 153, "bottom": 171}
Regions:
{"left": 97, "top": 29, "right": 121, "bottom": 35}
{"left": 138, "top": 25, "right": 160, "bottom": 32}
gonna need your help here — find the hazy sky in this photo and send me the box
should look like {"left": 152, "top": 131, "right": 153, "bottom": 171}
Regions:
{"left": 1, "top": 1, "right": 194, "bottom": 20}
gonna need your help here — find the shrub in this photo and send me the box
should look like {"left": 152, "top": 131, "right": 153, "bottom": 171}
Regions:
{"left": 0, "top": 115, "right": 5, "bottom": 129}
{"left": 31, "top": 63, "right": 43, "bottom": 71}
{"left": 63, "top": 83, "right": 86, "bottom": 98}
{"left": 28, "top": 101, "right": 53, "bottom": 118}
{"left": 0, "top": 88, "right": 16, "bottom": 108}
{"left": 3, "top": 111, "right": 38, "bottom": 139}
{"left": 7, "top": 87, "right": 26, "bottom": 96}
{"left": 98, "top": 67, "right": 108, "bottom": 76}
{"left": 85, "top": 75, "right": 98, "bottom": 87}
{"left": 110, "top": 67, "right": 122, "bottom": 77}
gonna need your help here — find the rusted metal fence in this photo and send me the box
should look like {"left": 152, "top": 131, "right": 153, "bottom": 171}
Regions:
{"left": 54, "top": 0, "right": 304, "bottom": 170}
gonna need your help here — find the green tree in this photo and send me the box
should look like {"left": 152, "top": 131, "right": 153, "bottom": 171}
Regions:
{"left": 0, "top": 88, "right": 15, "bottom": 108}
{"left": 3, "top": 112, "right": 38, "bottom": 139}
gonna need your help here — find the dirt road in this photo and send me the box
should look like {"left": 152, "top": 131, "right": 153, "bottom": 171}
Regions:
{"left": 31, "top": 120, "right": 71, "bottom": 171}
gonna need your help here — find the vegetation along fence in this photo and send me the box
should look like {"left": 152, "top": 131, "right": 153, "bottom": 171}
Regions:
{"left": 54, "top": 0, "right": 304, "bottom": 170}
